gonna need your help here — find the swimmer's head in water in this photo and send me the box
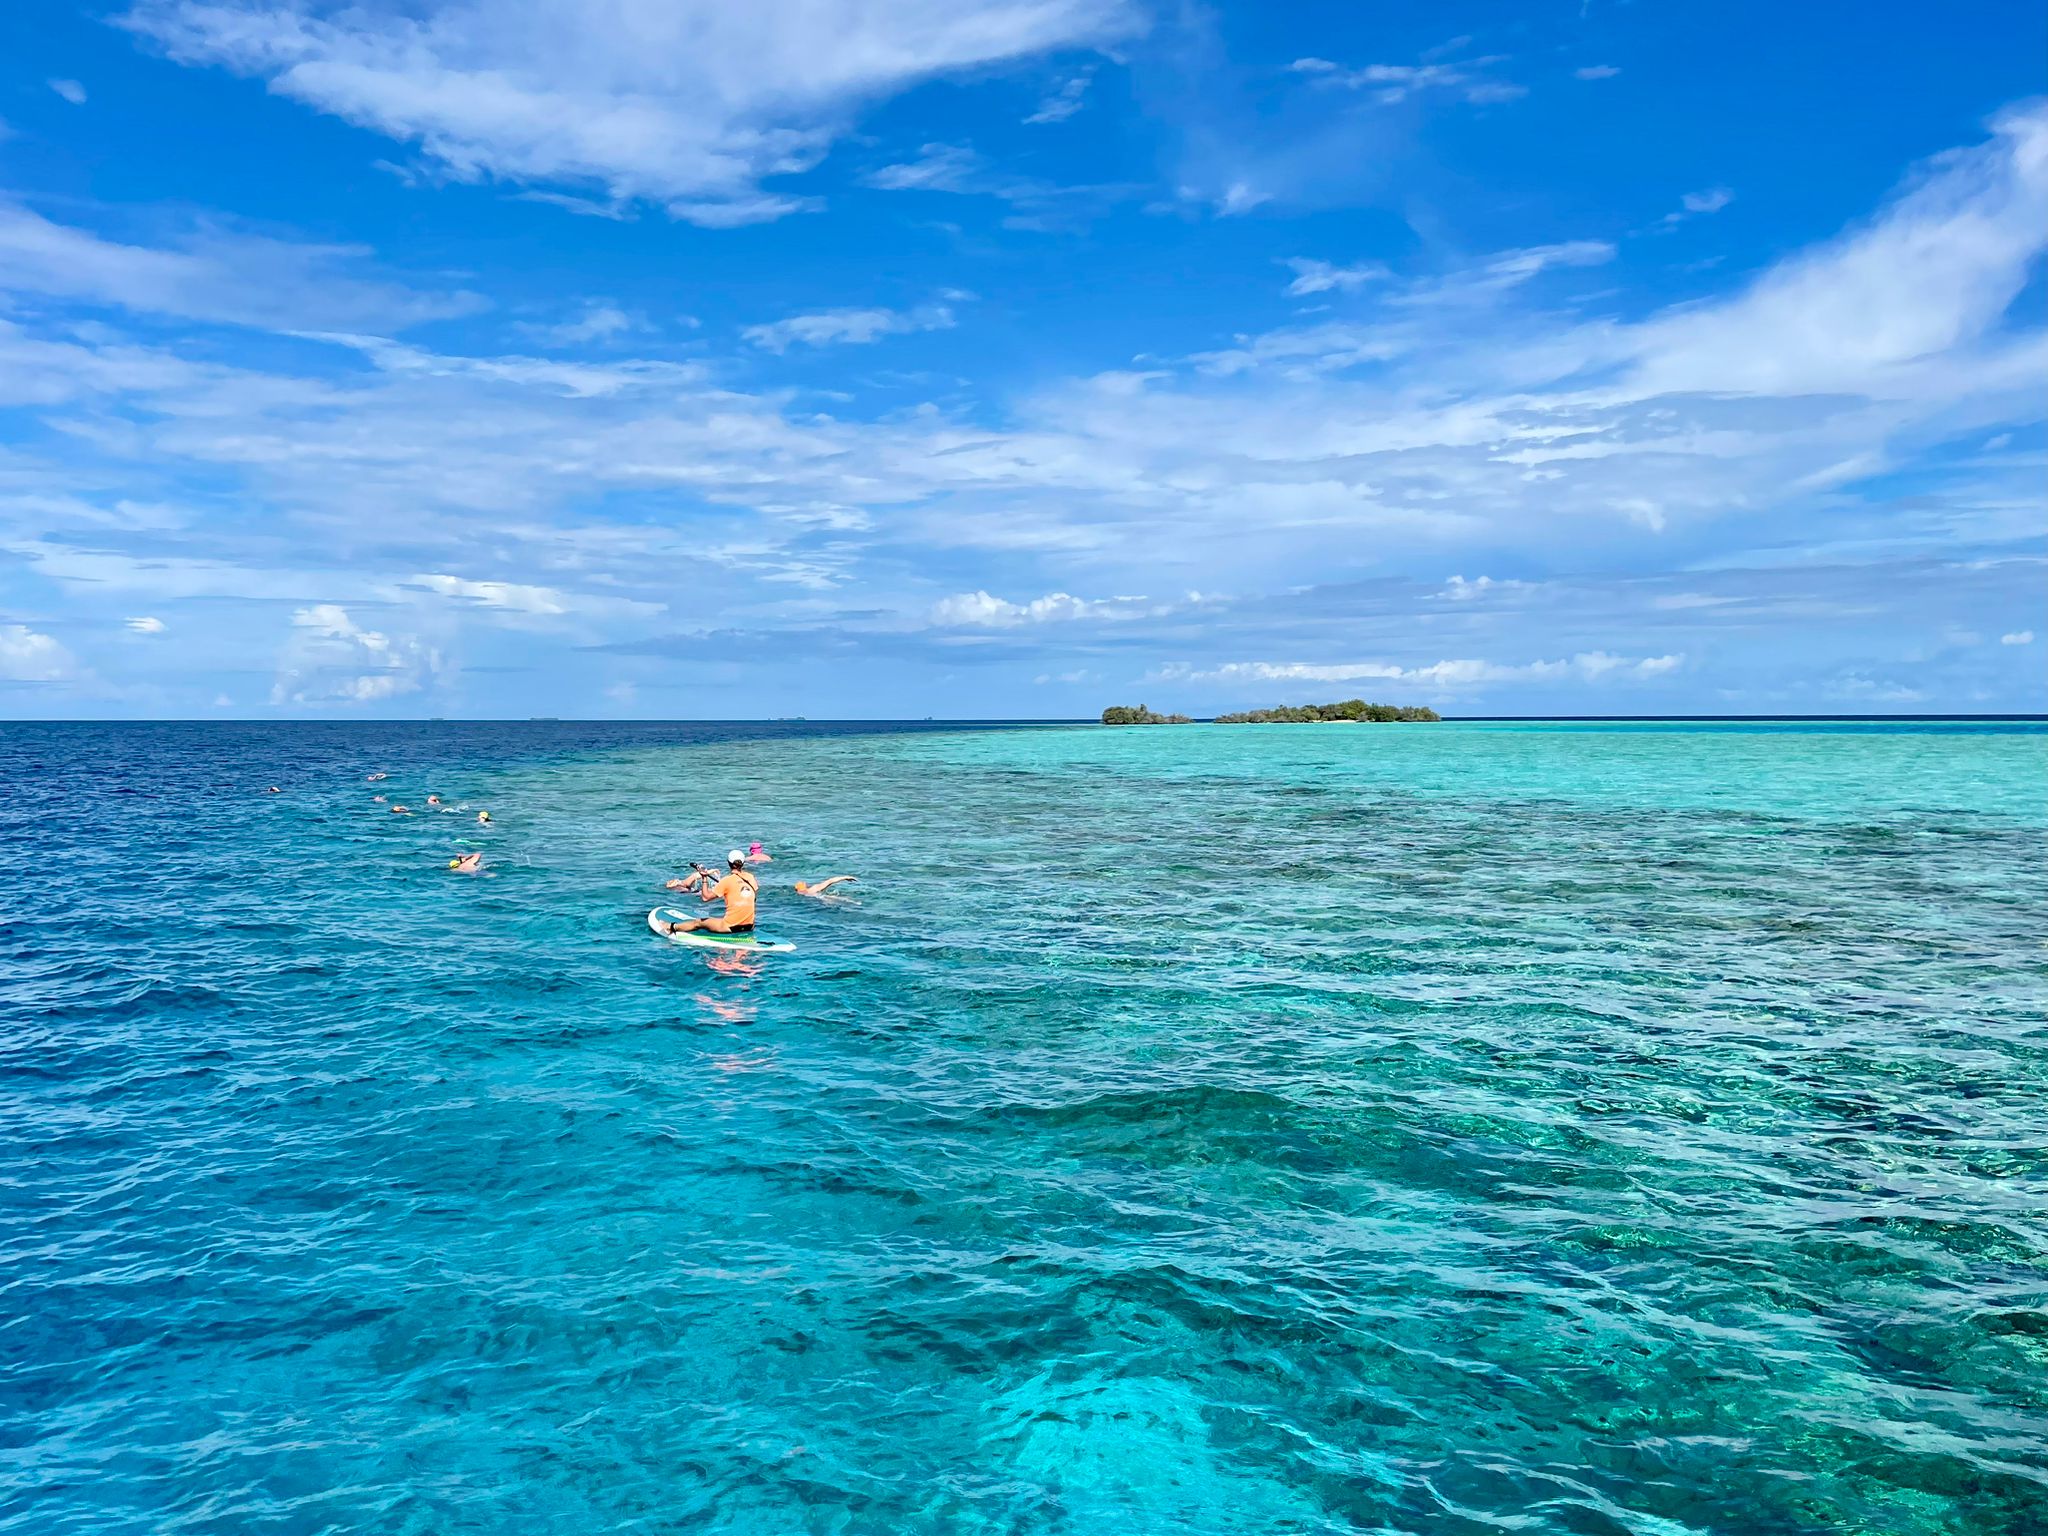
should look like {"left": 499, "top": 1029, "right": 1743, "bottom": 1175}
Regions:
{"left": 749, "top": 842, "right": 764, "bottom": 854}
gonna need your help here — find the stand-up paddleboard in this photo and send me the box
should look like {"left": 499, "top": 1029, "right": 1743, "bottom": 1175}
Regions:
{"left": 647, "top": 907, "right": 795, "bottom": 953}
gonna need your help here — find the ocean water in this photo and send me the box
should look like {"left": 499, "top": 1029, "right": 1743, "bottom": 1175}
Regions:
{"left": 2, "top": 718, "right": 2045, "bottom": 1536}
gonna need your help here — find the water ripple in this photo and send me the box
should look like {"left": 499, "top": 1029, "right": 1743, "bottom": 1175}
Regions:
{"left": 2, "top": 719, "right": 2044, "bottom": 1534}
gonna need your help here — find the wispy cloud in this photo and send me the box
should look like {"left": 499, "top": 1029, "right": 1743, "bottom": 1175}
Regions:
{"left": 1290, "top": 51, "right": 1525, "bottom": 107}
{"left": 1574, "top": 65, "right": 1620, "bottom": 81}
{"left": 126, "top": 0, "right": 1133, "bottom": 224}
{"left": 865, "top": 143, "right": 983, "bottom": 192}
{"left": 517, "top": 303, "right": 649, "bottom": 348}
{"left": 1026, "top": 71, "right": 1093, "bottom": 124}
{"left": 742, "top": 299, "right": 961, "bottom": 352}
{"left": 1654, "top": 186, "right": 1734, "bottom": 230}
{"left": 48, "top": 78, "right": 88, "bottom": 105}
{"left": 1283, "top": 258, "right": 1388, "bottom": 296}
{"left": 0, "top": 199, "right": 482, "bottom": 331}
{"left": 1163, "top": 653, "right": 1683, "bottom": 689}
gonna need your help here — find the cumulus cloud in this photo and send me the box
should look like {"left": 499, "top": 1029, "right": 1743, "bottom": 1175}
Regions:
{"left": 0, "top": 624, "right": 78, "bottom": 682}
{"left": 2003, "top": 630, "right": 2035, "bottom": 645}
{"left": 272, "top": 603, "right": 443, "bottom": 704}
{"left": 126, "top": 0, "right": 1131, "bottom": 223}
{"left": 929, "top": 590, "right": 1153, "bottom": 626}
{"left": 2, "top": 103, "right": 2040, "bottom": 711}
{"left": 743, "top": 301, "right": 959, "bottom": 352}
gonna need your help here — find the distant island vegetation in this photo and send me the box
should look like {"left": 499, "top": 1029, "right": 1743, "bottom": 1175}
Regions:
{"left": 1099, "top": 705, "right": 1192, "bottom": 724}
{"left": 1216, "top": 699, "right": 1440, "bottom": 723}
{"left": 1100, "top": 699, "right": 1440, "bottom": 724}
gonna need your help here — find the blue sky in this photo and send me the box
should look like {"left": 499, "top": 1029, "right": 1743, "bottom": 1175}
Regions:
{"left": 0, "top": 1, "right": 2043, "bottom": 718}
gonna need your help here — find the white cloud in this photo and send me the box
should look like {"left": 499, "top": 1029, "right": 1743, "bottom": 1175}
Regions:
{"left": 407, "top": 571, "right": 661, "bottom": 620}
{"left": 1214, "top": 181, "right": 1269, "bottom": 217}
{"left": 127, "top": 0, "right": 1131, "bottom": 223}
{"left": 866, "top": 142, "right": 983, "bottom": 192}
{"left": 1290, "top": 52, "right": 1525, "bottom": 107}
{"left": 411, "top": 574, "right": 568, "bottom": 614}
{"left": 1626, "top": 103, "right": 2048, "bottom": 397}
{"left": 49, "top": 78, "right": 88, "bottom": 105}
{"left": 0, "top": 198, "right": 480, "bottom": 331}
{"left": 0, "top": 624, "right": 78, "bottom": 682}
{"left": 1655, "top": 186, "right": 1734, "bottom": 230}
{"left": 2002, "top": 630, "right": 2035, "bottom": 645}
{"left": 1284, "top": 258, "right": 1388, "bottom": 296}
{"left": 1437, "top": 575, "right": 1532, "bottom": 601}
{"left": 929, "top": 589, "right": 1151, "bottom": 626}
{"left": 1574, "top": 65, "right": 1620, "bottom": 81}
{"left": 1168, "top": 653, "right": 1683, "bottom": 689}
{"left": 742, "top": 301, "right": 958, "bottom": 352}
{"left": 2, "top": 102, "right": 2038, "bottom": 664}
{"left": 519, "top": 303, "right": 642, "bottom": 348}
{"left": 668, "top": 193, "right": 824, "bottom": 229}
{"left": 1026, "top": 71, "right": 1092, "bottom": 124}
{"left": 126, "top": 615, "right": 167, "bottom": 633}
{"left": 273, "top": 603, "right": 443, "bottom": 704}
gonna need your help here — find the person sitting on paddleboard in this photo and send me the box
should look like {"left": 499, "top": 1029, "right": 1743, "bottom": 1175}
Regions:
{"left": 655, "top": 852, "right": 758, "bottom": 935}
{"left": 793, "top": 876, "right": 857, "bottom": 898}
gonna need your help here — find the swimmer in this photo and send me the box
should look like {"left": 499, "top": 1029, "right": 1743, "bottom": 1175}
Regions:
{"left": 746, "top": 841, "right": 772, "bottom": 864}
{"left": 477, "top": 810, "right": 491, "bottom": 824}
{"left": 793, "top": 876, "right": 858, "bottom": 898}
{"left": 367, "top": 772, "right": 388, "bottom": 782}
{"left": 372, "top": 794, "right": 387, "bottom": 803}
{"left": 426, "top": 794, "right": 443, "bottom": 807}
{"left": 390, "top": 804, "right": 411, "bottom": 815}
{"left": 448, "top": 851, "right": 483, "bottom": 873}
{"left": 266, "top": 786, "right": 281, "bottom": 794}
{"left": 654, "top": 852, "right": 757, "bottom": 935}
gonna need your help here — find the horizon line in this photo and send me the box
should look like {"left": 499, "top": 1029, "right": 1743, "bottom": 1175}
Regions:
{"left": 2, "top": 713, "right": 2044, "bottom": 726}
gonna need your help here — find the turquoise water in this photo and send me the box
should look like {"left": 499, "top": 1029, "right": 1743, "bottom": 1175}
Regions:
{"left": 3, "top": 719, "right": 2045, "bottom": 1535}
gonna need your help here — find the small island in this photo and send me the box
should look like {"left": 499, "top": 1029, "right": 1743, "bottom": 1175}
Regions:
{"left": 1215, "top": 698, "right": 1440, "bottom": 723}
{"left": 1100, "top": 705, "right": 1192, "bottom": 725}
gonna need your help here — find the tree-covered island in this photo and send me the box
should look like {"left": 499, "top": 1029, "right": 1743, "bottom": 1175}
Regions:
{"left": 1099, "top": 705, "right": 1193, "bottom": 724}
{"left": 1215, "top": 699, "right": 1440, "bottom": 723}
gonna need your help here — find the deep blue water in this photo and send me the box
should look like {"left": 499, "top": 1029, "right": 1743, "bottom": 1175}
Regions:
{"left": 2, "top": 719, "right": 2045, "bottom": 1535}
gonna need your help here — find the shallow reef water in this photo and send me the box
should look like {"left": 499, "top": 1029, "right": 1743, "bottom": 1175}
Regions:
{"left": 2, "top": 718, "right": 2044, "bottom": 1534}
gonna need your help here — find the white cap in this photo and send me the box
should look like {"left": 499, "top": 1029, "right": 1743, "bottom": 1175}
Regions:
{"left": 728, "top": 849, "right": 746, "bottom": 864}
